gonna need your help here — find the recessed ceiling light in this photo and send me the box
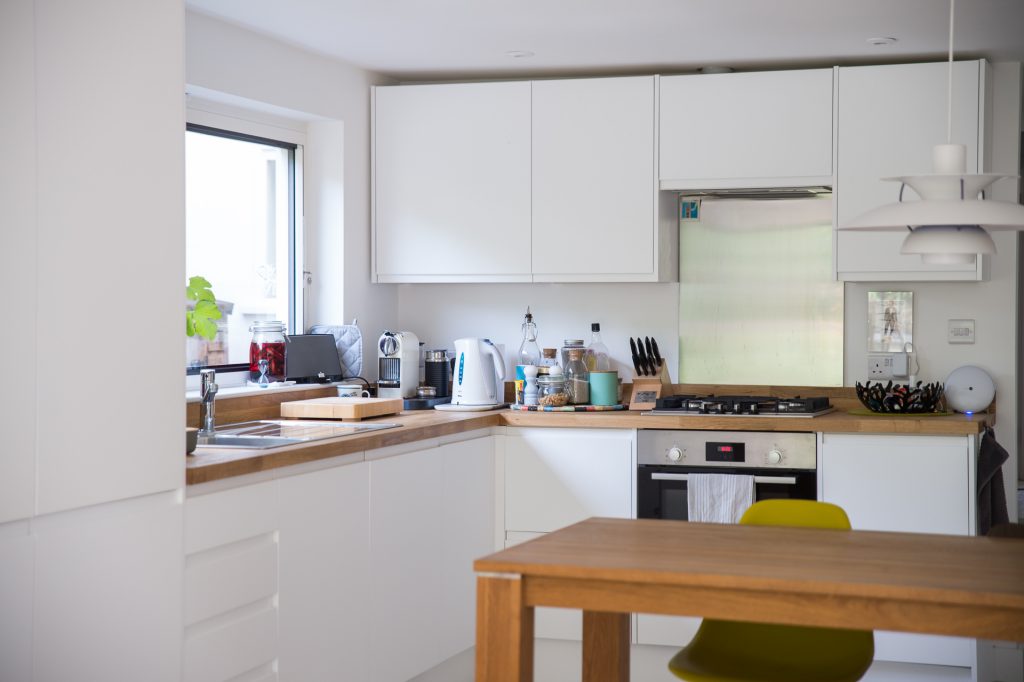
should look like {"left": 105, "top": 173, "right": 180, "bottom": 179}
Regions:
{"left": 505, "top": 50, "right": 535, "bottom": 59}
{"left": 866, "top": 36, "right": 898, "bottom": 46}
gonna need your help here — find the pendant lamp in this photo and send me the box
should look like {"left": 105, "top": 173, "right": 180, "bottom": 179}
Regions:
{"left": 842, "top": 0, "right": 1024, "bottom": 264}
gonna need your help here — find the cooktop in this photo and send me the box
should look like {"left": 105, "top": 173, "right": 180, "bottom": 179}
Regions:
{"left": 643, "top": 395, "right": 833, "bottom": 418}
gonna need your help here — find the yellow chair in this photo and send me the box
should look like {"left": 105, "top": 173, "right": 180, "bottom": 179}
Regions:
{"left": 667, "top": 499, "right": 875, "bottom": 682}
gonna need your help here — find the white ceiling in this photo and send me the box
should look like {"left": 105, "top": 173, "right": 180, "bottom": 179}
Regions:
{"left": 186, "top": 0, "right": 1024, "bottom": 80}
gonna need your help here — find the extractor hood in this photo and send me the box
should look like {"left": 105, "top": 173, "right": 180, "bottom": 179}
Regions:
{"left": 678, "top": 185, "right": 832, "bottom": 200}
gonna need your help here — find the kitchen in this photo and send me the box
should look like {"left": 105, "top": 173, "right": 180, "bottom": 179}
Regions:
{"left": 2, "top": 1, "right": 1023, "bottom": 682}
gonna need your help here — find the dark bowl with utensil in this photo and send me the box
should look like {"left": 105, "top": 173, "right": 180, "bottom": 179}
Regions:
{"left": 855, "top": 380, "right": 944, "bottom": 414}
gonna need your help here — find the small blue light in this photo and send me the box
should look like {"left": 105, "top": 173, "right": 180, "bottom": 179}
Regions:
{"left": 965, "top": 410, "right": 974, "bottom": 416}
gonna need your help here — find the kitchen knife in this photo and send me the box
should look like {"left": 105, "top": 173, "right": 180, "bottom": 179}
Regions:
{"left": 629, "top": 337, "right": 643, "bottom": 376}
{"left": 651, "top": 337, "right": 662, "bottom": 366}
{"left": 644, "top": 337, "right": 656, "bottom": 372}
{"left": 636, "top": 336, "right": 651, "bottom": 375}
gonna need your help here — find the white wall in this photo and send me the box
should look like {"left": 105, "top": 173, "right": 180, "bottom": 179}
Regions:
{"left": 186, "top": 11, "right": 397, "bottom": 374}
{"left": 397, "top": 283, "right": 679, "bottom": 381}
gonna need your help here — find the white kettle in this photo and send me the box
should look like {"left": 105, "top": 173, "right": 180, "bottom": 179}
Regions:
{"left": 451, "top": 338, "right": 506, "bottom": 406}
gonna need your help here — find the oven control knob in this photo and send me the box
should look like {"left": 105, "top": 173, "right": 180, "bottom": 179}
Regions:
{"left": 766, "top": 449, "right": 783, "bottom": 465}
{"left": 667, "top": 447, "right": 683, "bottom": 462}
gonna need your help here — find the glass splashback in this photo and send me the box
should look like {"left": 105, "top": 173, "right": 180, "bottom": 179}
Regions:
{"left": 678, "top": 197, "right": 843, "bottom": 386}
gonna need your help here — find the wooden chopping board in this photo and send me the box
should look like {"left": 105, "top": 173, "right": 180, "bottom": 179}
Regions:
{"left": 280, "top": 396, "right": 403, "bottom": 421}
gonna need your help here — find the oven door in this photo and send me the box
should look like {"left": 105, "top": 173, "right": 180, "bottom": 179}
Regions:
{"left": 636, "top": 465, "right": 816, "bottom": 521}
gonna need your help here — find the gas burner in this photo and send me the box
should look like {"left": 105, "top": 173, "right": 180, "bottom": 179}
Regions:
{"left": 648, "top": 394, "right": 833, "bottom": 417}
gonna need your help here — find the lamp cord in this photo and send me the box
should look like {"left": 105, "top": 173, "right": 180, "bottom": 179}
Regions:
{"left": 947, "top": 0, "right": 955, "bottom": 144}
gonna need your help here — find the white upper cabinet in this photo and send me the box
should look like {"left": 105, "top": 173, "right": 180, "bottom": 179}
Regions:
{"left": 659, "top": 69, "right": 834, "bottom": 188}
{"left": 532, "top": 76, "right": 662, "bottom": 281}
{"left": 835, "top": 61, "right": 986, "bottom": 281}
{"left": 373, "top": 81, "right": 532, "bottom": 282}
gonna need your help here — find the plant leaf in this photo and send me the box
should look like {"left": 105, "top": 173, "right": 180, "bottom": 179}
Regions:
{"left": 185, "top": 311, "right": 196, "bottom": 337}
{"left": 188, "top": 275, "right": 212, "bottom": 289}
{"left": 194, "top": 299, "right": 221, "bottom": 318}
{"left": 194, "top": 317, "right": 218, "bottom": 341}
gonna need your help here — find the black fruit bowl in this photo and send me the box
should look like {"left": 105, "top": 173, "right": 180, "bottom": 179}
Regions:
{"left": 855, "top": 380, "right": 944, "bottom": 414}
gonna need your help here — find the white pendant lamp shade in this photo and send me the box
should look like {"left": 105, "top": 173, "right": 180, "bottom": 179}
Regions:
{"left": 842, "top": 0, "right": 1024, "bottom": 263}
{"left": 843, "top": 143, "right": 1024, "bottom": 263}
{"left": 900, "top": 225, "right": 996, "bottom": 265}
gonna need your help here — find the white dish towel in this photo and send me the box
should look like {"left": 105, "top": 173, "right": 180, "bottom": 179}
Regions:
{"left": 687, "top": 473, "right": 754, "bottom": 524}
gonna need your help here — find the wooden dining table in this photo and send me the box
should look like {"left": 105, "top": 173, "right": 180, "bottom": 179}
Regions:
{"left": 474, "top": 517, "right": 1024, "bottom": 682}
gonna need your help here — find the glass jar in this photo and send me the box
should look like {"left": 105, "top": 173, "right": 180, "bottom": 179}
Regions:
{"left": 536, "top": 375, "right": 569, "bottom": 407}
{"left": 559, "top": 339, "right": 586, "bottom": 369}
{"left": 249, "top": 320, "right": 286, "bottom": 383}
{"left": 564, "top": 348, "right": 590, "bottom": 404}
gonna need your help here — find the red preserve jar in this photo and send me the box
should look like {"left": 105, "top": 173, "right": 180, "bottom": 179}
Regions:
{"left": 249, "top": 320, "right": 286, "bottom": 382}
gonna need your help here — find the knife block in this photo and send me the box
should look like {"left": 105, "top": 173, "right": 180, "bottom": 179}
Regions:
{"left": 628, "top": 360, "right": 672, "bottom": 410}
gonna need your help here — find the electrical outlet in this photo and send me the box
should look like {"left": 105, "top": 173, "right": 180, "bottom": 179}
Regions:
{"left": 868, "top": 353, "right": 893, "bottom": 380}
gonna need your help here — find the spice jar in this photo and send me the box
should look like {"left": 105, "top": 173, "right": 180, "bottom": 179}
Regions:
{"left": 564, "top": 348, "right": 590, "bottom": 404}
{"left": 249, "top": 320, "right": 286, "bottom": 383}
{"left": 536, "top": 374, "right": 569, "bottom": 407}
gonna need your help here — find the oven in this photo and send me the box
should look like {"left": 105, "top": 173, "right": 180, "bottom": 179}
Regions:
{"left": 637, "top": 430, "right": 816, "bottom": 521}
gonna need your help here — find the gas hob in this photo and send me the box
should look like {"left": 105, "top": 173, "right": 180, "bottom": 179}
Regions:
{"left": 643, "top": 395, "right": 833, "bottom": 418}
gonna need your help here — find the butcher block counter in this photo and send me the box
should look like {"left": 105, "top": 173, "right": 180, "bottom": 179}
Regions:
{"left": 186, "top": 383, "right": 994, "bottom": 485}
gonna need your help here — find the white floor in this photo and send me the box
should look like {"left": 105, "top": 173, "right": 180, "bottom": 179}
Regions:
{"left": 412, "top": 639, "right": 973, "bottom": 682}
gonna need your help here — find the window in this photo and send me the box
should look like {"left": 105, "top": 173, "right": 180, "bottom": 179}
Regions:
{"left": 185, "top": 124, "right": 301, "bottom": 371}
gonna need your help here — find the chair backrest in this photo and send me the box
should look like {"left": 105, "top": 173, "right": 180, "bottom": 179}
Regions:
{"left": 739, "top": 499, "right": 851, "bottom": 530}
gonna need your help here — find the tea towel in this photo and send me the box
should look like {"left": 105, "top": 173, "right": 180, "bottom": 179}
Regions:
{"left": 687, "top": 473, "right": 754, "bottom": 524}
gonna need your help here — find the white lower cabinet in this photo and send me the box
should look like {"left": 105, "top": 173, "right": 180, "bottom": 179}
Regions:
{"left": 503, "top": 427, "right": 635, "bottom": 640}
{"left": 369, "top": 437, "right": 495, "bottom": 681}
{"left": 278, "top": 463, "right": 372, "bottom": 682}
{"left": 819, "top": 433, "right": 976, "bottom": 669}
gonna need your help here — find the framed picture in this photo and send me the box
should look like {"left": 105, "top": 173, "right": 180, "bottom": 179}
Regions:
{"left": 868, "top": 291, "right": 913, "bottom": 352}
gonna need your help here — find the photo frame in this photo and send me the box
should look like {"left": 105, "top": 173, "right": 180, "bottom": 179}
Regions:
{"left": 868, "top": 291, "right": 913, "bottom": 352}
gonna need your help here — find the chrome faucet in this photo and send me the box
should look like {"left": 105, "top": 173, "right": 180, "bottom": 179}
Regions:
{"left": 199, "top": 369, "right": 218, "bottom": 436}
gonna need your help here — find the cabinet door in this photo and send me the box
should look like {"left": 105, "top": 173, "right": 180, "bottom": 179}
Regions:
{"left": 368, "top": 437, "right": 495, "bottom": 681}
{"left": 819, "top": 433, "right": 974, "bottom": 667}
{"left": 659, "top": 69, "right": 833, "bottom": 186}
{"left": 278, "top": 463, "right": 371, "bottom": 682}
{"left": 0, "top": 520, "right": 33, "bottom": 682}
{"left": 505, "top": 428, "right": 634, "bottom": 533}
{"left": 836, "top": 61, "right": 984, "bottom": 281}
{"left": 373, "top": 82, "right": 532, "bottom": 282}
{"left": 35, "top": 491, "right": 183, "bottom": 682}
{"left": 532, "top": 76, "right": 657, "bottom": 280}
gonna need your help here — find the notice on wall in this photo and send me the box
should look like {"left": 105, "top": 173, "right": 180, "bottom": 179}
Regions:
{"left": 868, "top": 291, "right": 913, "bottom": 352}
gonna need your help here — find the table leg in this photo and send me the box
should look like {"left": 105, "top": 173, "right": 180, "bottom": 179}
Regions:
{"left": 476, "top": 574, "right": 534, "bottom": 682}
{"left": 582, "top": 610, "right": 630, "bottom": 682}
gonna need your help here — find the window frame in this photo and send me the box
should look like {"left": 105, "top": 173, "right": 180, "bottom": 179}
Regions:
{"left": 185, "top": 121, "right": 304, "bottom": 376}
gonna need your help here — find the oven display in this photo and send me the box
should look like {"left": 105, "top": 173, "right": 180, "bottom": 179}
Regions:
{"left": 706, "top": 442, "right": 745, "bottom": 462}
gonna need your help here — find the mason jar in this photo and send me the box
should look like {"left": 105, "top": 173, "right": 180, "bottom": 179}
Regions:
{"left": 536, "top": 375, "right": 569, "bottom": 408}
{"left": 249, "top": 320, "right": 286, "bottom": 382}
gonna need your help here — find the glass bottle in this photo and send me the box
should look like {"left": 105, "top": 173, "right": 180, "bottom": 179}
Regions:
{"left": 518, "top": 307, "right": 541, "bottom": 366}
{"left": 540, "top": 348, "right": 559, "bottom": 367}
{"left": 564, "top": 348, "right": 590, "bottom": 405}
{"left": 249, "top": 320, "right": 286, "bottom": 383}
{"left": 584, "top": 322, "right": 611, "bottom": 371}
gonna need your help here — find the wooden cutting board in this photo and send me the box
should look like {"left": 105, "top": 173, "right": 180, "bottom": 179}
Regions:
{"left": 280, "top": 396, "right": 403, "bottom": 421}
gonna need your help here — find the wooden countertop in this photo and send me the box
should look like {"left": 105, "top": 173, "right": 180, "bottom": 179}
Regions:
{"left": 186, "top": 404, "right": 993, "bottom": 486}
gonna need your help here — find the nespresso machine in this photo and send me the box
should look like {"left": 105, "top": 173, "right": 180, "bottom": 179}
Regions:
{"left": 377, "top": 330, "right": 420, "bottom": 398}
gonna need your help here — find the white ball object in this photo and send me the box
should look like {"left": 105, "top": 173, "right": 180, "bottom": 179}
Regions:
{"left": 944, "top": 365, "right": 995, "bottom": 414}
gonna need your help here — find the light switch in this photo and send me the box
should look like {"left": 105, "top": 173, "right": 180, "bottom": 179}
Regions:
{"left": 948, "top": 319, "right": 975, "bottom": 344}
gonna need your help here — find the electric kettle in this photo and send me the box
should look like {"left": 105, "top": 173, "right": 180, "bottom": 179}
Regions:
{"left": 451, "top": 338, "right": 506, "bottom": 406}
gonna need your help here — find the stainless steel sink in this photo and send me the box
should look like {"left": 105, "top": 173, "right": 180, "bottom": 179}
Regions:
{"left": 196, "top": 420, "right": 401, "bottom": 450}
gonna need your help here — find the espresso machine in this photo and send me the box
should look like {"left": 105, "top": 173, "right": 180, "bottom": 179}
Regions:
{"left": 377, "top": 330, "right": 420, "bottom": 398}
